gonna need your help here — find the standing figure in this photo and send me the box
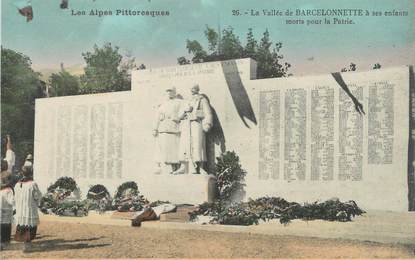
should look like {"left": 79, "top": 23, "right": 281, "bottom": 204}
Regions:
{"left": 23, "top": 154, "right": 33, "bottom": 168}
{"left": 4, "top": 135, "right": 15, "bottom": 173}
{"left": 0, "top": 161, "right": 15, "bottom": 250}
{"left": 174, "top": 84, "right": 213, "bottom": 174}
{"left": 14, "top": 166, "right": 41, "bottom": 245}
{"left": 153, "top": 87, "right": 182, "bottom": 174}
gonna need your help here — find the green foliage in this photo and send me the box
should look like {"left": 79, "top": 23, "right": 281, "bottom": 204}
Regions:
{"left": 1, "top": 47, "right": 43, "bottom": 159}
{"left": 179, "top": 27, "right": 291, "bottom": 79}
{"left": 177, "top": 56, "right": 191, "bottom": 65}
{"left": 47, "top": 176, "right": 78, "bottom": 192}
{"left": 80, "top": 43, "right": 135, "bottom": 94}
{"left": 113, "top": 181, "right": 149, "bottom": 212}
{"left": 114, "top": 181, "right": 139, "bottom": 199}
{"left": 286, "top": 198, "right": 365, "bottom": 223}
{"left": 40, "top": 194, "right": 88, "bottom": 217}
{"left": 341, "top": 62, "right": 357, "bottom": 72}
{"left": 39, "top": 193, "right": 58, "bottom": 214}
{"left": 341, "top": 62, "right": 382, "bottom": 71}
{"left": 87, "top": 184, "right": 112, "bottom": 212}
{"left": 256, "top": 30, "right": 290, "bottom": 78}
{"left": 185, "top": 40, "right": 208, "bottom": 63}
{"left": 205, "top": 27, "right": 219, "bottom": 52}
{"left": 244, "top": 28, "right": 257, "bottom": 58}
{"left": 87, "top": 184, "right": 110, "bottom": 200}
{"left": 214, "top": 151, "right": 246, "bottom": 204}
{"left": 190, "top": 197, "right": 365, "bottom": 226}
{"left": 53, "top": 200, "right": 88, "bottom": 216}
{"left": 41, "top": 177, "right": 88, "bottom": 216}
{"left": 372, "top": 63, "right": 382, "bottom": 69}
{"left": 49, "top": 69, "right": 80, "bottom": 97}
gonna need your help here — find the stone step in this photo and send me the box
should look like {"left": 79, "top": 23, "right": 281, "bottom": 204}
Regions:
{"left": 160, "top": 206, "right": 197, "bottom": 222}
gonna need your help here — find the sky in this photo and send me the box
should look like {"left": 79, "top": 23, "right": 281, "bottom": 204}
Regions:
{"left": 1, "top": 0, "right": 414, "bottom": 76}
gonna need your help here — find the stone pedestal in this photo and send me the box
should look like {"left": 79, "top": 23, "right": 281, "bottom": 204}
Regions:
{"left": 139, "top": 174, "right": 216, "bottom": 205}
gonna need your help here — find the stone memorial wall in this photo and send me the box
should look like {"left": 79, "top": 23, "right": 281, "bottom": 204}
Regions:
{"left": 244, "top": 69, "right": 410, "bottom": 212}
{"left": 34, "top": 59, "right": 413, "bottom": 210}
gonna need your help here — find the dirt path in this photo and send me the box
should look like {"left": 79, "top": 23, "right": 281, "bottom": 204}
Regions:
{"left": 2, "top": 221, "right": 414, "bottom": 258}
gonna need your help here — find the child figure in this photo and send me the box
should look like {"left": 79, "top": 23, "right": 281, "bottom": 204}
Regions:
{"left": 14, "top": 166, "right": 41, "bottom": 243}
{"left": 0, "top": 160, "right": 15, "bottom": 250}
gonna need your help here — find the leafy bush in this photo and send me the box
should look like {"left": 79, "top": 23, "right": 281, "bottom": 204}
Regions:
{"left": 190, "top": 197, "right": 365, "bottom": 226}
{"left": 53, "top": 200, "right": 88, "bottom": 216}
{"left": 191, "top": 151, "right": 364, "bottom": 226}
{"left": 39, "top": 193, "right": 58, "bottom": 214}
{"left": 40, "top": 177, "right": 88, "bottom": 216}
{"left": 112, "top": 181, "right": 149, "bottom": 212}
{"left": 114, "top": 181, "right": 139, "bottom": 199}
{"left": 214, "top": 151, "right": 246, "bottom": 204}
{"left": 87, "top": 184, "right": 110, "bottom": 200}
{"left": 47, "top": 177, "right": 77, "bottom": 193}
{"left": 87, "top": 184, "right": 112, "bottom": 212}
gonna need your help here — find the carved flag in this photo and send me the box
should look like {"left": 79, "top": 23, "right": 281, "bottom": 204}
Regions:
{"left": 15, "top": 0, "right": 33, "bottom": 22}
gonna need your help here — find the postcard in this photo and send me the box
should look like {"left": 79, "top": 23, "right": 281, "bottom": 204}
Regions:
{"left": 1, "top": 0, "right": 414, "bottom": 258}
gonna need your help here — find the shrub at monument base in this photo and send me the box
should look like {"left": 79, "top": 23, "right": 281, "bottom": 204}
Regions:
{"left": 189, "top": 151, "right": 365, "bottom": 226}
{"left": 214, "top": 151, "right": 246, "bottom": 204}
{"left": 113, "top": 181, "right": 149, "bottom": 212}
{"left": 189, "top": 197, "right": 365, "bottom": 225}
{"left": 47, "top": 176, "right": 77, "bottom": 193}
{"left": 87, "top": 184, "right": 112, "bottom": 213}
{"left": 53, "top": 200, "right": 88, "bottom": 217}
{"left": 40, "top": 176, "right": 88, "bottom": 216}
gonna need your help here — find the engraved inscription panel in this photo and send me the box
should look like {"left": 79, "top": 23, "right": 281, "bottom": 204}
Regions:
{"left": 259, "top": 90, "right": 280, "bottom": 180}
{"left": 311, "top": 87, "right": 334, "bottom": 181}
{"left": 368, "top": 81, "right": 394, "bottom": 164}
{"left": 339, "top": 86, "right": 363, "bottom": 181}
{"left": 284, "top": 89, "right": 307, "bottom": 181}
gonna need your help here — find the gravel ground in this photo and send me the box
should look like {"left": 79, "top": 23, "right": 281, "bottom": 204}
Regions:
{"left": 2, "top": 220, "right": 414, "bottom": 258}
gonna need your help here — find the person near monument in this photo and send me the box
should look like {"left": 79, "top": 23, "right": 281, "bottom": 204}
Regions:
{"left": 173, "top": 84, "right": 213, "bottom": 174}
{"left": 4, "top": 135, "right": 15, "bottom": 173}
{"left": 0, "top": 162, "right": 15, "bottom": 249}
{"left": 23, "top": 154, "right": 33, "bottom": 168}
{"left": 14, "top": 166, "right": 41, "bottom": 244}
{"left": 153, "top": 87, "right": 182, "bottom": 174}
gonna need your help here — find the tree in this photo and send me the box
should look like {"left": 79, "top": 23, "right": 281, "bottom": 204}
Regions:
{"left": 178, "top": 26, "right": 291, "bottom": 79}
{"left": 219, "top": 27, "right": 244, "bottom": 60}
{"left": 80, "top": 43, "right": 136, "bottom": 94}
{"left": 185, "top": 40, "right": 208, "bottom": 63}
{"left": 49, "top": 65, "right": 80, "bottom": 97}
{"left": 177, "top": 56, "right": 190, "bottom": 65}
{"left": 205, "top": 26, "right": 219, "bottom": 52}
{"left": 341, "top": 63, "right": 357, "bottom": 72}
{"left": 1, "top": 47, "right": 43, "bottom": 159}
{"left": 244, "top": 28, "right": 257, "bottom": 59}
{"left": 372, "top": 63, "right": 382, "bottom": 69}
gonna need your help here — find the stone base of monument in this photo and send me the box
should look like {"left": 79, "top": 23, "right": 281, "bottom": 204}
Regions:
{"left": 139, "top": 174, "right": 216, "bottom": 205}
{"left": 159, "top": 205, "right": 198, "bottom": 222}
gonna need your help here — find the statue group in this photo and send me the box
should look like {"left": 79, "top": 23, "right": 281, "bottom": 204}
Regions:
{"left": 152, "top": 84, "right": 213, "bottom": 175}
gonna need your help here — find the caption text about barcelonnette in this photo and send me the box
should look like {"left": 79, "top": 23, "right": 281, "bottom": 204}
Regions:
{"left": 231, "top": 8, "right": 409, "bottom": 25}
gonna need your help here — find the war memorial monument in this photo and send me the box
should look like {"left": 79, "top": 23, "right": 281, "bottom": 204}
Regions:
{"left": 34, "top": 58, "right": 414, "bottom": 212}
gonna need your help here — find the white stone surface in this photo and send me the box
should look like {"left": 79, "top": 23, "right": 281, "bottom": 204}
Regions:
{"left": 34, "top": 59, "right": 411, "bottom": 211}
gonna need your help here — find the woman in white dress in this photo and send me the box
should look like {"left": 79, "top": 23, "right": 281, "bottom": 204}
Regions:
{"left": 14, "top": 166, "right": 41, "bottom": 242}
